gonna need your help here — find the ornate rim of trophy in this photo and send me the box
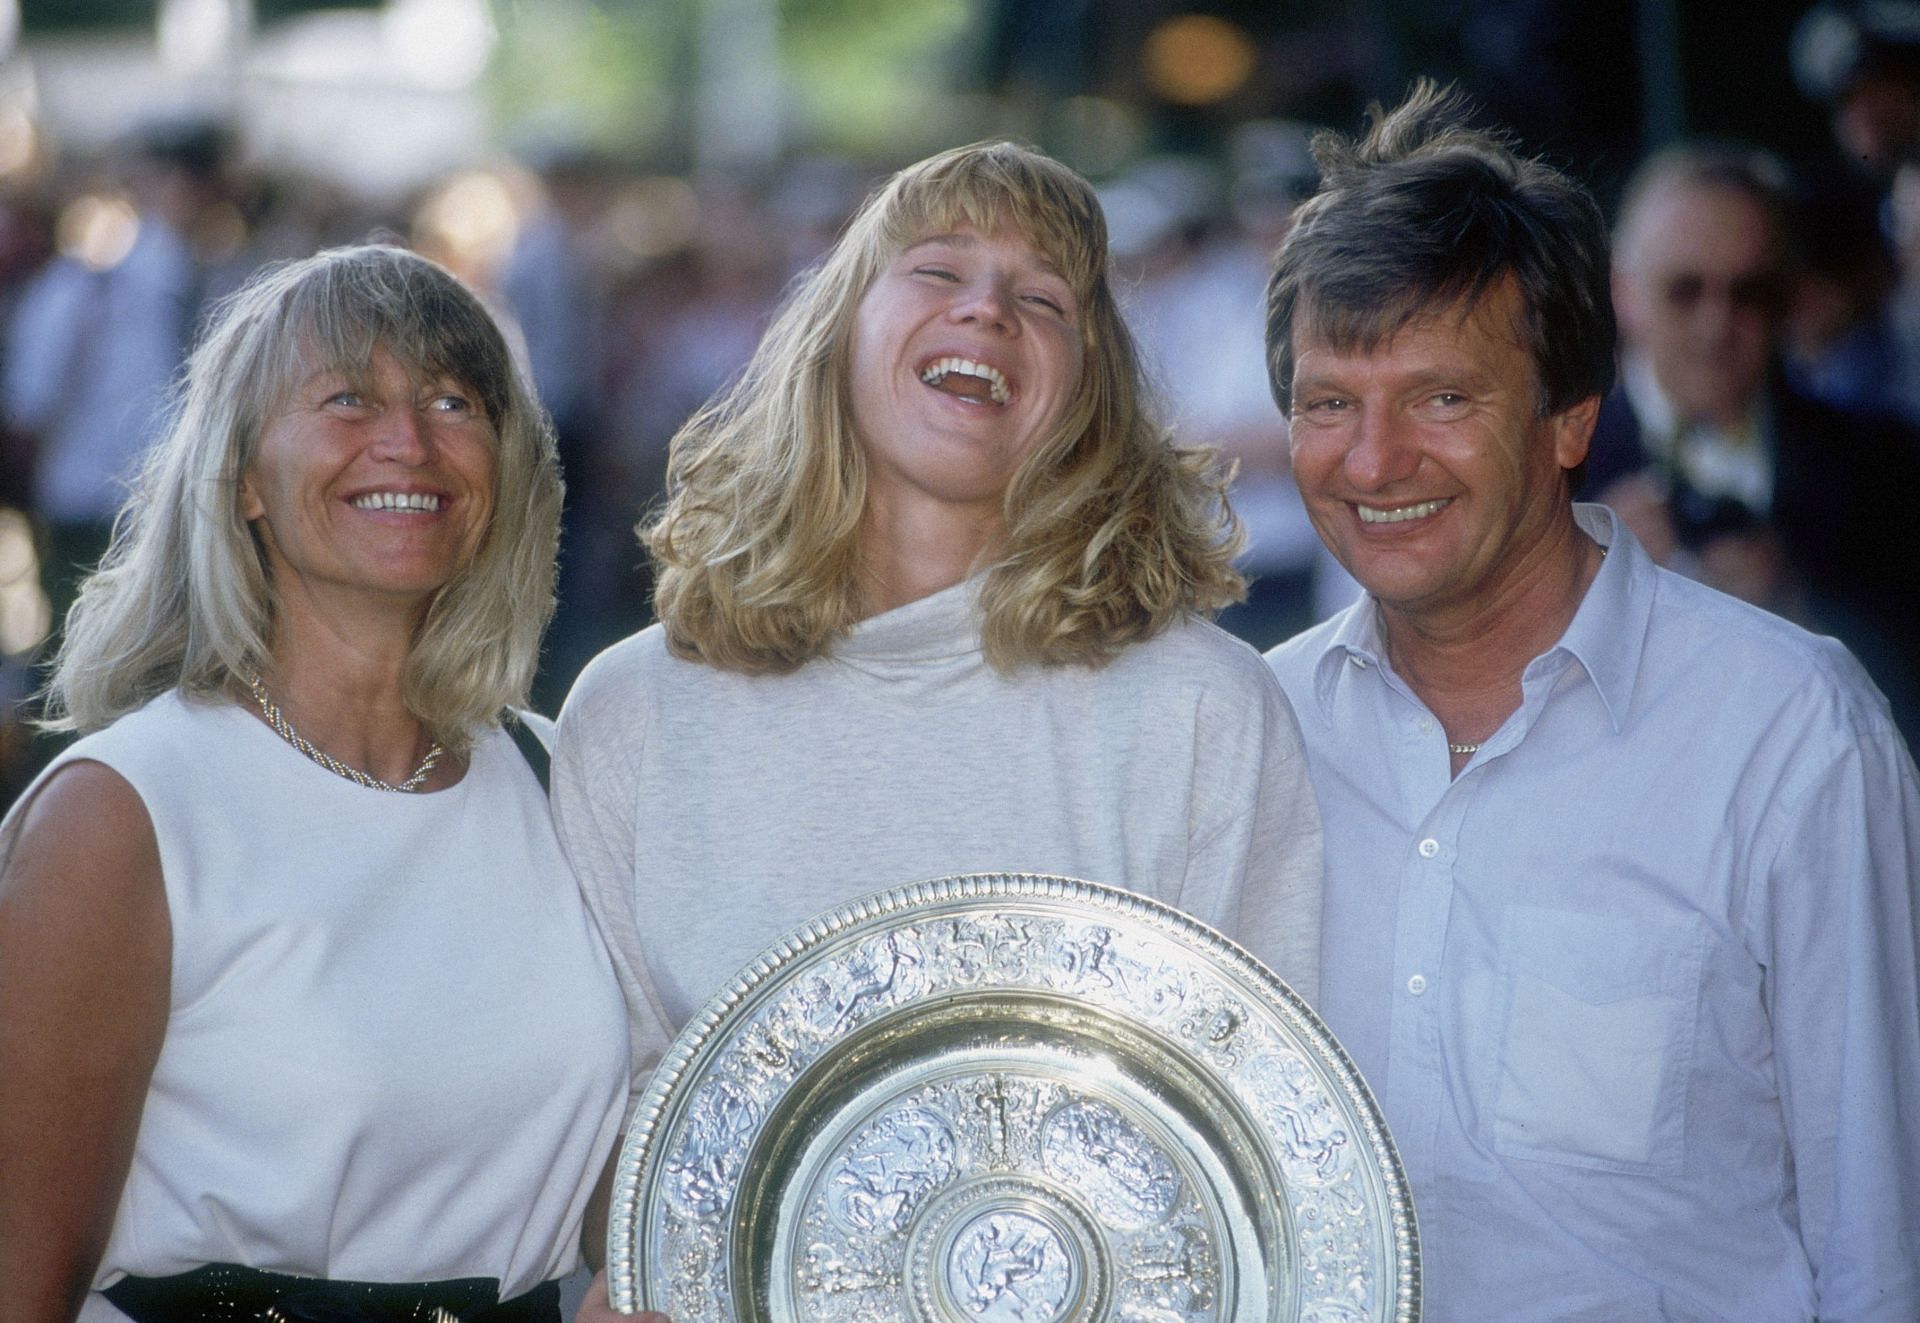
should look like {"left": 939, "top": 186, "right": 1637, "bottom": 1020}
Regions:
{"left": 609, "top": 872, "right": 1420, "bottom": 1322}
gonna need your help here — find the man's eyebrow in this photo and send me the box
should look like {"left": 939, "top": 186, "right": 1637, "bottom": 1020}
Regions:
{"left": 1397, "top": 363, "right": 1499, "bottom": 391}
{"left": 1290, "top": 361, "right": 1501, "bottom": 396}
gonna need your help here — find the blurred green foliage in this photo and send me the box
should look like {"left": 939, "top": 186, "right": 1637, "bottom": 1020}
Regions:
{"left": 489, "top": 0, "right": 680, "bottom": 157}
{"left": 783, "top": 0, "right": 974, "bottom": 152}
{"left": 487, "top": 0, "right": 975, "bottom": 163}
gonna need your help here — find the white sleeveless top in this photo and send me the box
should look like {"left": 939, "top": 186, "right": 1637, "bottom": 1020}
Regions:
{"left": 1, "top": 691, "right": 629, "bottom": 1315}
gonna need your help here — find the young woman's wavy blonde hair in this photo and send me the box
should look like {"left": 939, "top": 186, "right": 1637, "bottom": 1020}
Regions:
{"left": 42, "top": 243, "right": 563, "bottom": 751}
{"left": 649, "top": 139, "right": 1244, "bottom": 673}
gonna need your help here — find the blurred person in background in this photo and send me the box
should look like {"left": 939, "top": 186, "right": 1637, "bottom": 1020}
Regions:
{"left": 499, "top": 140, "right": 616, "bottom": 710}
{"left": 0, "top": 117, "right": 229, "bottom": 632}
{"left": 1888, "top": 155, "right": 1920, "bottom": 414}
{"left": 1266, "top": 82, "right": 1920, "bottom": 1321}
{"left": 1789, "top": 0, "right": 1920, "bottom": 426}
{"left": 0, "top": 244, "right": 631, "bottom": 1322}
{"left": 555, "top": 173, "right": 790, "bottom": 712}
{"left": 0, "top": 189, "right": 56, "bottom": 800}
{"left": 1780, "top": 163, "right": 1915, "bottom": 420}
{"left": 0, "top": 190, "right": 55, "bottom": 507}
{"left": 1117, "top": 131, "right": 1330, "bottom": 649}
{"left": 1793, "top": 0, "right": 1920, "bottom": 180}
{"left": 502, "top": 142, "right": 606, "bottom": 464}
{"left": 1590, "top": 140, "right": 1920, "bottom": 745}
{"left": 557, "top": 140, "right": 1324, "bottom": 1320}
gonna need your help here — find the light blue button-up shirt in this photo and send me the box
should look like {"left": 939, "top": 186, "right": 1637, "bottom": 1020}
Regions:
{"left": 1267, "top": 505, "right": 1920, "bottom": 1322}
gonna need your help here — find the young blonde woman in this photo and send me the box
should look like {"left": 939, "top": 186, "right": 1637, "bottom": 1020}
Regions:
{"left": 555, "top": 142, "right": 1324, "bottom": 1316}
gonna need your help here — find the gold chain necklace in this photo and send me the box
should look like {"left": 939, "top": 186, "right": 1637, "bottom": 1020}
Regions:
{"left": 246, "top": 677, "right": 443, "bottom": 793}
{"left": 1415, "top": 543, "right": 1609, "bottom": 761}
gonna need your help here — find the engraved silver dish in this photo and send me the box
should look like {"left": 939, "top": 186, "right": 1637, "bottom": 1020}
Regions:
{"left": 608, "top": 872, "right": 1419, "bottom": 1322}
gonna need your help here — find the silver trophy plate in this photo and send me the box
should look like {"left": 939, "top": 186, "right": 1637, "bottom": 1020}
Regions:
{"left": 608, "top": 873, "right": 1419, "bottom": 1322}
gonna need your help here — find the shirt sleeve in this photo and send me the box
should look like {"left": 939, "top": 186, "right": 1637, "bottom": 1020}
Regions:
{"left": 1757, "top": 714, "right": 1920, "bottom": 1321}
{"left": 551, "top": 654, "right": 675, "bottom": 1115}
{"left": 1184, "top": 662, "right": 1326, "bottom": 1006}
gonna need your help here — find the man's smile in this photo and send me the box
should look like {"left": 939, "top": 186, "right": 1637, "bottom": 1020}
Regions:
{"left": 1355, "top": 497, "right": 1452, "bottom": 524}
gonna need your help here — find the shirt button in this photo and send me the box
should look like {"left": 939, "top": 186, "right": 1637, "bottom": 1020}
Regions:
{"left": 1417, "top": 838, "right": 1439, "bottom": 858}
{"left": 1407, "top": 974, "right": 1428, "bottom": 995}
{"left": 1417, "top": 715, "right": 1435, "bottom": 733}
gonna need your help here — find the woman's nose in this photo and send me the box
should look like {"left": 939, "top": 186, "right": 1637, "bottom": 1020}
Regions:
{"left": 368, "top": 404, "right": 431, "bottom": 462}
{"left": 949, "top": 277, "right": 1016, "bottom": 332}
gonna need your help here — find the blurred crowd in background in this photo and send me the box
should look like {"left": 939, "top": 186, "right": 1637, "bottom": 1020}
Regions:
{"left": 4, "top": 0, "right": 1920, "bottom": 805}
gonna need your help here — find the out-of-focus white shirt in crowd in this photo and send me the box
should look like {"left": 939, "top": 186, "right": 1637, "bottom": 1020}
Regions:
{"left": 1266, "top": 503, "right": 1920, "bottom": 1322}
{"left": 1128, "top": 238, "right": 1322, "bottom": 578}
{"left": 500, "top": 211, "right": 596, "bottom": 429}
{"left": 3, "top": 217, "right": 195, "bottom": 525}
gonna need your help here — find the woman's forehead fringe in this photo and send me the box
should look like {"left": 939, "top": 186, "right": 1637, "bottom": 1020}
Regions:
{"left": 877, "top": 186, "right": 1103, "bottom": 292}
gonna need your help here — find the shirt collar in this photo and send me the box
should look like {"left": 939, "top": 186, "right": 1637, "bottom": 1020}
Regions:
{"left": 1305, "top": 502, "right": 1653, "bottom": 734}
{"left": 1554, "top": 503, "right": 1653, "bottom": 733}
{"left": 1309, "top": 594, "right": 1389, "bottom": 714}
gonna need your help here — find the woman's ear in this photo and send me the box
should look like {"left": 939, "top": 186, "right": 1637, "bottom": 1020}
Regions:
{"left": 237, "top": 471, "right": 264, "bottom": 522}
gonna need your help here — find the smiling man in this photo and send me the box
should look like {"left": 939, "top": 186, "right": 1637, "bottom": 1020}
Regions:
{"left": 1263, "top": 83, "right": 1920, "bottom": 1321}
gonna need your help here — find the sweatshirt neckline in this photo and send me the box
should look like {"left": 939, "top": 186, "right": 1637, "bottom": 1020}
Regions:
{"left": 833, "top": 576, "right": 984, "bottom": 667}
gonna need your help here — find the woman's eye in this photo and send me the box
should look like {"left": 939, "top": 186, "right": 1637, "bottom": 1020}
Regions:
{"left": 912, "top": 265, "right": 960, "bottom": 282}
{"left": 1023, "top": 293, "right": 1066, "bottom": 314}
{"left": 325, "top": 391, "right": 366, "bottom": 409}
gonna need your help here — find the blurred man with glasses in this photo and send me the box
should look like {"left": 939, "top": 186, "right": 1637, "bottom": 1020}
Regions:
{"left": 1591, "top": 141, "right": 1920, "bottom": 745}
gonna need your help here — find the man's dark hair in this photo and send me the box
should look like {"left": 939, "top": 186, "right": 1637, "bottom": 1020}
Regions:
{"left": 1265, "top": 80, "right": 1616, "bottom": 420}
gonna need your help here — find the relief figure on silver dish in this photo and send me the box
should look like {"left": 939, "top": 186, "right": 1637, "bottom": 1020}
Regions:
{"left": 827, "top": 1105, "right": 960, "bottom": 1235}
{"left": 667, "top": 1078, "right": 762, "bottom": 1219}
{"left": 805, "top": 929, "right": 929, "bottom": 1034}
{"left": 1040, "top": 1099, "right": 1181, "bottom": 1230}
{"left": 948, "top": 1209, "right": 1077, "bottom": 1322}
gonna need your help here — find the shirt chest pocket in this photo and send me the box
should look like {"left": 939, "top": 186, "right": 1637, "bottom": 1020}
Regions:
{"left": 1490, "top": 905, "right": 1706, "bottom": 1176}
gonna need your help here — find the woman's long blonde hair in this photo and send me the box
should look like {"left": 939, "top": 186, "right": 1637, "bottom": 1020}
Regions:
{"left": 42, "top": 243, "right": 563, "bottom": 750}
{"left": 649, "top": 140, "right": 1244, "bottom": 673}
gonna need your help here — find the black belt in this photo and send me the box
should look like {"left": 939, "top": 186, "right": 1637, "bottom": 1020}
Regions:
{"left": 102, "top": 1264, "right": 562, "bottom": 1323}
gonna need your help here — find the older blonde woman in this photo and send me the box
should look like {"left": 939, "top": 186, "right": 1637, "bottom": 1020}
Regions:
{"left": 0, "top": 245, "right": 635, "bottom": 1322}
{"left": 556, "top": 143, "right": 1324, "bottom": 1313}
